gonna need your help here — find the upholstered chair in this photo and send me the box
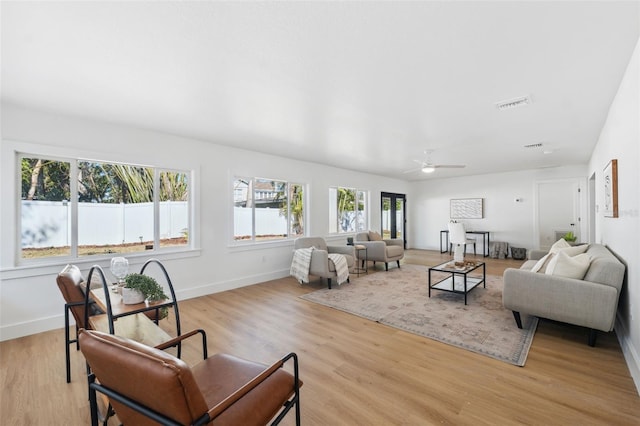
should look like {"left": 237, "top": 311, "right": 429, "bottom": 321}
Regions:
{"left": 293, "top": 237, "right": 355, "bottom": 289}
{"left": 354, "top": 231, "right": 404, "bottom": 271}
{"left": 56, "top": 264, "right": 102, "bottom": 383}
{"left": 79, "top": 329, "right": 302, "bottom": 426}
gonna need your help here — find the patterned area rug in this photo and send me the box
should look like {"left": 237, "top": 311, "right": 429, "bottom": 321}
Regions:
{"left": 300, "top": 264, "right": 538, "bottom": 366}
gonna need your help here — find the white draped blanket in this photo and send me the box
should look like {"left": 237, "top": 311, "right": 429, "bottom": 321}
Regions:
{"left": 328, "top": 253, "right": 349, "bottom": 285}
{"left": 290, "top": 247, "right": 314, "bottom": 283}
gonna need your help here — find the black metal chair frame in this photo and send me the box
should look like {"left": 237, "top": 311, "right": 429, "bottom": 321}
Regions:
{"left": 64, "top": 297, "right": 100, "bottom": 383}
{"left": 85, "top": 331, "right": 300, "bottom": 426}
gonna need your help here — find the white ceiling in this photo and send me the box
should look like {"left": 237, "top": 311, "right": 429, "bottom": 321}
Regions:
{"left": 2, "top": 1, "right": 639, "bottom": 180}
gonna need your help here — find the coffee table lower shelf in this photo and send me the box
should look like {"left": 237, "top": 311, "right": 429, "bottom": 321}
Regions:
{"left": 428, "top": 261, "right": 486, "bottom": 305}
{"left": 431, "top": 276, "right": 484, "bottom": 292}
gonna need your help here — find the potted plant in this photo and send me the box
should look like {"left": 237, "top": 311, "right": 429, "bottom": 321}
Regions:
{"left": 562, "top": 231, "right": 577, "bottom": 243}
{"left": 122, "top": 273, "right": 168, "bottom": 305}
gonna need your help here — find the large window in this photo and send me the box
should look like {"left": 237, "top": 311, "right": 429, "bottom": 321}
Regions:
{"left": 233, "top": 177, "right": 305, "bottom": 242}
{"left": 19, "top": 155, "right": 190, "bottom": 260}
{"left": 329, "top": 187, "right": 368, "bottom": 233}
{"left": 21, "top": 157, "right": 72, "bottom": 258}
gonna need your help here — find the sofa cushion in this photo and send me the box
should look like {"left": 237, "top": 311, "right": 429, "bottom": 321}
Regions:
{"left": 368, "top": 231, "right": 382, "bottom": 241}
{"left": 545, "top": 251, "right": 591, "bottom": 279}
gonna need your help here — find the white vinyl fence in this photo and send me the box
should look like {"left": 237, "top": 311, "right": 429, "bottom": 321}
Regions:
{"left": 21, "top": 200, "right": 188, "bottom": 248}
{"left": 233, "top": 207, "right": 287, "bottom": 237}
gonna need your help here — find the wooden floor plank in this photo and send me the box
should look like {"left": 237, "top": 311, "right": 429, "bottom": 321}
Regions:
{"left": 1, "top": 250, "right": 638, "bottom": 425}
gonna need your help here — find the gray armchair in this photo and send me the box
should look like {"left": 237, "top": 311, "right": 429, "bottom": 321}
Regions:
{"left": 355, "top": 231, "right": 404, "bottom": 271}
{"left": 293, "top": 237, "right": 355, "bottom": 289}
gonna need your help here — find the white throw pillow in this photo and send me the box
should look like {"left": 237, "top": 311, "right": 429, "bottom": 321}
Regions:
{"left": 549, "top": 238, "right": 571, "bottom": 253}
{"left": 368, "top": 231, "right": 383, "bottom": 241}
{"left": 558, "top": 244, "right": 589, "bottom": 257}
{"left": 531, "top": 253, "right": 554, "bottom": 273}
{"left": 545, "top": 251, "right": 592, "bottom": 279}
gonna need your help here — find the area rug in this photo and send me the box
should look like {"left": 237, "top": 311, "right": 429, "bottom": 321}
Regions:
{"left": 300, "top": 264, "right": 538, "bottom": 366}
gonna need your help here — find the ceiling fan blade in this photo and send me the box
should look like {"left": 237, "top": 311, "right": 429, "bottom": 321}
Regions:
{"left": 433, "top": 164, "right": 466, "bottom": 169}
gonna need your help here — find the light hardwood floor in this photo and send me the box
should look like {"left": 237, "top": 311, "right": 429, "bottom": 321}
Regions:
{"left": 1, "top": 250, "right": 639, "bottom": 425}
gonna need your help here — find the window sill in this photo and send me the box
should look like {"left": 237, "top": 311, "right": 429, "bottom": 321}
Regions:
{"left": 227, "top": 238, "right": 296, "bottom": 252}
{"left": 0, "top": 248, "right": 202, "bottom": 281}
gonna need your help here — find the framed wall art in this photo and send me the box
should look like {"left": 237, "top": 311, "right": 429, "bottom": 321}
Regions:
{"left": 450, "top": 198, "right": 484, "bottom": 219}
{"left": 603, "top": 159, "right": 618, "bottom": 218}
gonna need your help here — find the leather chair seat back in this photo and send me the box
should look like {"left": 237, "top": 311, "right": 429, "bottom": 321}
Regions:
{"left": 57, "top": 265, "right": 90, "bottom": 328}
{"left": 79, "top": 329, "right": 208, "bottom": 425}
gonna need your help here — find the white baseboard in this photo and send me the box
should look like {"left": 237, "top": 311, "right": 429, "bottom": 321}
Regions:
{"left": 0, "top": 314, "right": 63, "bottom": 342}
{"left": 615, "top": 314, "right": 640, "bottom": 396}
{"left": 0, "top": 268, "right": 292, "bottom": 342}
{"left": 177, "top": 268, "right": 291, "bottom": 301}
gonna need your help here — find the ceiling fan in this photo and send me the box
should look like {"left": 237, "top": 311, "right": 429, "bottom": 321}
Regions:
{"left": 403, "top": 150, "right": 466, "bottom": 174}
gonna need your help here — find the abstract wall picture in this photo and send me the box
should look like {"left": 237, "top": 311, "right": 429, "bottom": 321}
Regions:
{"left": 603, "top": 159, "right": 618, "bottom": 218}
{"left": 450, "top": 198, "right": 483, "bottom": 219}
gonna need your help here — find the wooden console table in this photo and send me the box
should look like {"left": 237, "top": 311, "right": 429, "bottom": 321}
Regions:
{"left": 88, "top": 286, "right": 173, "bottom": 347}
{"left": 83, "top": 259, "right": 181, "bottom": 349}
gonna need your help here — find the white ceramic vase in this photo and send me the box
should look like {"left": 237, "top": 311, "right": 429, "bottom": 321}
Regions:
{"left": 121, "top": 287, "right": 145, "bottom": 305}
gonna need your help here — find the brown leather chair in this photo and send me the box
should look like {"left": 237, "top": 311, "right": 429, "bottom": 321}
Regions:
{"left": 57, "top": 264, "right": 101, "bottom": 383}
{"left": 57, "top": 264, "right": 166, "bottom": 383}
{"left": 78, "top": 329, "right": 302, "bottom": 426}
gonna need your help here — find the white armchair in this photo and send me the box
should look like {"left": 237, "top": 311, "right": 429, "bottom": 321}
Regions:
{"left": 293, "top": 237, "right": 355, "bottom": 289}
{"left": 354, "top": 231, "right": 404, "bottom": 271}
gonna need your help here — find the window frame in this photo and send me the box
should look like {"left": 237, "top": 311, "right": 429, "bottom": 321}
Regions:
{"left": 329, "top": 186, "right": 369, "bottom": 234}
{"left": 15, "top": 150, "right": 195, "bottom": 265}
{"left": 231, "top": 176, "right": 306, "bottom": 245}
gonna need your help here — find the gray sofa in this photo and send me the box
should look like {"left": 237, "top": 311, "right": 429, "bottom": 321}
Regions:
{"left": 503, "top": 244, "right": 625, "bottom": 346}
{"left": 354, "top": 231, "right": 404, "bottom": 271}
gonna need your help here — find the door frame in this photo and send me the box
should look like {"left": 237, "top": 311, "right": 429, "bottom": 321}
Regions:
{"left": 380, "top": 192, "right": 406, "bottom": 248}
{"left": 533, "top": 178, "right": 585, "bottom": 250}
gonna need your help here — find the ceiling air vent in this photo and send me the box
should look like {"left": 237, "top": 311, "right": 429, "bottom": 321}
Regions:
{"left": 496, "top": 95, "right": 531, "bottom": 110}
{"left": 524, "top": 143, "right": 543, "bottom": 149}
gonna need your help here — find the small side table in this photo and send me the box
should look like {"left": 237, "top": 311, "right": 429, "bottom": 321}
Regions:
{"left": 353, "top": 245, "right": 367, "bottom": 276}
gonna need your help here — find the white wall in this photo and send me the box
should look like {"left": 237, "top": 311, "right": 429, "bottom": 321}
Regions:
{"left": 589, "top": 37, "right": 640, "bottom": 393}
{"left": 0, "top": 104, "right": 409, "bottom": 340}
{"left": 407, "top": 165, "right": 588, "bottom": 253}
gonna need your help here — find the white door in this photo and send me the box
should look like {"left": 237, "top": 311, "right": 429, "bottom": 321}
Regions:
{"left": 536, "top": 179, "right": 581, "bottom": 250}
